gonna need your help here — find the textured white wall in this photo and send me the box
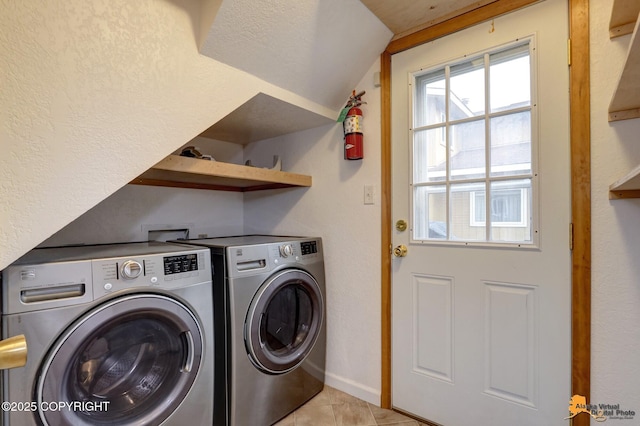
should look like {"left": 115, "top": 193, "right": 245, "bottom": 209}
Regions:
{"left": 0, "top": 0, "right": 334, "bottom": 270}
{"left": 590, "top": 0, "right": 640, "bottom": 413}
{"left": 201, "top": 0, "right": 392, "bottom": 109}
{"left": 41, "top": 186, "right": 244, "bottom": 247}
{"left": 41, "top": 139, "right": 245, "bottom": 247}
{"left": 243, "top": 59, "right": 382, "bottom": 404}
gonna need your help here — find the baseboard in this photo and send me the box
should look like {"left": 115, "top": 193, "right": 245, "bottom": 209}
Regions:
{"left": 324, "top": 371, "right": 381, "bottom": 406}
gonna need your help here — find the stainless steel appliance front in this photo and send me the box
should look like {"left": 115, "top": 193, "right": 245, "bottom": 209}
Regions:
{"left": 181, "top": 235, "right": 327, "bottom": 426}
{"left": 1, "top": 242, "right": 214, "bottom": 426}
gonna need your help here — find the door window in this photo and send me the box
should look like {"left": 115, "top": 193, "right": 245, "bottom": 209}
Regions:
{"left": 412, "top": 40, "right": 536, "bottom": 245}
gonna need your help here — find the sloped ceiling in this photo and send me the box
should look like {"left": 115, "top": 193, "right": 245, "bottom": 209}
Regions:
{"left": 199, "top": 0, "right": 393, "bottom": 110}
{"left": 199, "top": 0, "right": 497, "bottom": 109}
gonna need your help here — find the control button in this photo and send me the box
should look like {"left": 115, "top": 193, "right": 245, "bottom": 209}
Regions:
{"left": 150, "top": 276, "right": 158, "bottom": 284}
{"left": 279, "top": 244, "right": 294, "bottom": 258}
{"left": 104, "top": 283, "right": 113, "bottom": 291}
{"left": 121, "top": 260, "right": 142, "bottom": 279}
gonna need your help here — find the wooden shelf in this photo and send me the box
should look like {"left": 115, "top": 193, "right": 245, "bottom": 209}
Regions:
{"left": 608, "top": 1, "right": 640, "bottom": 198}
{"left": 610, "top": 164, "right": 640, "bottom": 199}
{"left": 608, "top": 1, "right": 640, "bottom": 122}
{"left": 131, "top": 155, "right": 312, "bottom": 192}
{"left": 131, "top": 92, "right": 333, "bottom": 192}
{"left": 609, "top": 0, "right": 640, "bottom": 38}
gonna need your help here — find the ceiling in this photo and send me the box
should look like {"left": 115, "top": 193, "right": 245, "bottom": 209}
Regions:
{"left": 360, "top": 0, "right": 496, "bottom": 39}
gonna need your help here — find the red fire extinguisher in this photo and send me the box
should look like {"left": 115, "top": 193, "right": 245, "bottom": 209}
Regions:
{"left": 343, "top": 90, "right": 365, "bottom": 160}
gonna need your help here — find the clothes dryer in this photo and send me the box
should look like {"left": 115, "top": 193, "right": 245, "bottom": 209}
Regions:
{"left": 180, "top": 236, "right": 326, "bottom": 426}
{"left": 1, "top": 242, "right": 214, "bottom": 426}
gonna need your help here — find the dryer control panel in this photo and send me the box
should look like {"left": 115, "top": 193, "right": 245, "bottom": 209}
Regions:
{"left": 272, "top": 241, "right": 319, "bottom": 262}
{"left": 227, "top": 238, "right": 323, "bottom": 278}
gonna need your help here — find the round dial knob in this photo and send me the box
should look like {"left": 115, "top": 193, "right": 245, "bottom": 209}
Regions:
{"left": 121, "top": 260, "right": 142, "bottom": 279}
{"left": 279, "top": 244, "right": 294, "bottom": 258}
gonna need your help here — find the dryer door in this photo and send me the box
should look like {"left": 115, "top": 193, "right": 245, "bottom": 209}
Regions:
{"left": 245, "top": 269, "right": 324, "bottom": 374}
{"left": 36, "top": 294, "right": 203, "bottom": 426}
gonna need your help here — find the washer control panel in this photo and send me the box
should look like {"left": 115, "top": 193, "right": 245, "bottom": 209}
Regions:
{"left": 2, "top": 246, "right": 210, "bottom": 314}
{"left": 94, "top": 249, "right": 208, "bottom": 295}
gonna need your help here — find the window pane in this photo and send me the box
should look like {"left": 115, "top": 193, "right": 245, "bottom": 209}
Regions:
{"left": 450, "top": 119, "right": 485, "bottom": 180}
{"left": 450, "top": 182, "right": 485, "bottom": 241}
{"left": 490, "top": 43, "right": 530, "bottom": 113}
{"left": 490, "top": 111, "right": 531, "bottom": 177}
{"left": 414, "top": 185, "right": 446, "bottom": 240}
{"left": 450, "top": 59, "right": 485, "bottom": 119}
{"left": 474, "top": 192, "right": 486, "bottom": 223}
{"left": 414, "top": 128, "right": 446, "bottom": 183}
{"left": 490, "top": 179, "right": 532, "bottom": 243}
{"left": 492, "top": 190, "right": 522, "bottom": 223}
{"left": 415, "top": 69, "right": 446, "bottom": 127}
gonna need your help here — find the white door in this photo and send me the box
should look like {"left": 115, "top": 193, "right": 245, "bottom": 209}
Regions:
{"left": 391, "top": 1, "right": 570, "bottom": 425}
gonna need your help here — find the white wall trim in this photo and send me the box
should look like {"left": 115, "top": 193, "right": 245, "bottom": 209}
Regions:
{"left": 324, "top": 371, "right": 381, "bottom": 406}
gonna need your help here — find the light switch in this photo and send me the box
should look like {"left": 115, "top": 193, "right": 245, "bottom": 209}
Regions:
{"left": 364, "top": 185, "right": 374, "bottom": 205}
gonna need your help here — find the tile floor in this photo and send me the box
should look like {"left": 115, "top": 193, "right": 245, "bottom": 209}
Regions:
{"left": 274, "top": 386, "right": 430, "bottom": 426}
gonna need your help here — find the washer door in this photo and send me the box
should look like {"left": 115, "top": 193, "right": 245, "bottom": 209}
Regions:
{"left": 245, "top": 269, "right": 324, "bottom": 374}
{"left": 36, "top": 294, "right": 203, "bottom": 426}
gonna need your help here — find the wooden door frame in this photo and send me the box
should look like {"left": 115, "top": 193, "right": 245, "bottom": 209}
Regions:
{"left": 380, "top": 2, "right": 591, "bottom": 426}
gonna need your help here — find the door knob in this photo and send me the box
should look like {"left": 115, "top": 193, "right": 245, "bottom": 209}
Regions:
{"left": 0, "top": 334, "right": 27, "bottom": 370}
{"left": 393, "top": 244, "right": 408, "bottom": 257}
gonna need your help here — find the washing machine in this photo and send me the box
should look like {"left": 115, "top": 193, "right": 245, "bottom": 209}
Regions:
{"left": 179, "top": 236, "right": 326, "bottom": 426}
{"left": 1, "top": 242, "right": 214, "bottom": 426}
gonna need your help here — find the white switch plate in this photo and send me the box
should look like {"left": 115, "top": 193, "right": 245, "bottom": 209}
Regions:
{"left": 364, "top": 185, "right": 374, "bottom": 205}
